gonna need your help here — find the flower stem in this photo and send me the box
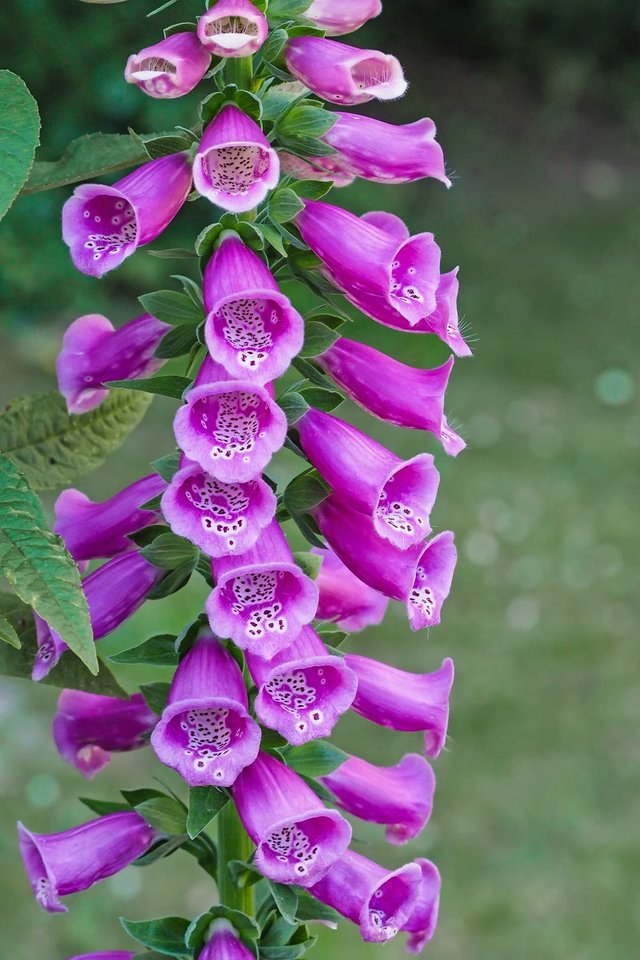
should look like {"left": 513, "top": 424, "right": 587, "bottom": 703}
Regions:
{"left": 217, "top": 800, "right": 255, "bottom": 916}
{"left": 225, "top": 56, "right": 253, "bottom": 91}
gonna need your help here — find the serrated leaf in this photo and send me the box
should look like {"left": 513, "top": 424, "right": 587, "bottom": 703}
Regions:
{"left": 279, "top": 392, "right": 309, "bottom": 426}
{"left": 120, "top": 916, "right": 190, "bottom": 958}
{"left": 268, "top": 882, "right": 299, "bottom": 925}
{"left": 152, "top": 451, "right": 182, "bottom": 483}
{"left": 292, "top": 551, "right": 323, "bottom": 580}
{"left": 0, "top": 71, "right": 40, "bottom": 220}
{"left": 284, "top": 740, "right": 348, "bottom": 778}
{"left": 142, "top": 133, "right": 192, "bottom": 160}
{"left": 142, "top": 533, "right": 199, "bottom": 570}
{"left": 139, "top": 290, "right": 204, "bottom": 326}
{"left": 0, "top": 614, "right": 20, "bottom": 648}
{"left": 136, "top": 797, "right": 188, "bottom": 835}
{"left": 0, "top": 390, "right": 151, "bottom": 491}
{"left": 187, "top": 785, "right": 229, "bottom": 839}
{"left": 140, "top": 681, "right": 171, "bottom": 715}
{"left": 283, "top": 471, "right": 330, "bottom": 516}
{"left": 269, "top": 188, "right": 305, "bottom": 224}
{"left": 105, "top": 376, "right": 192, "bottom": 400}
{"left": 155, "top": 324, "right": 199, "bottom": 359}
{"left": 300, "top": 321, "right": 340, "bottom": 358}
{"left": 109, "top": 634, "right": 178, "bottom": 666}
{"left": 23, "top": 132, "right": 146, "bottom": 195}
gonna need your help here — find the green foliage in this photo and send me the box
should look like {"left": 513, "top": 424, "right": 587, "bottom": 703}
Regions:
{"left": 187, "top": 785, "right": 230, "bottom": 839}
{"left": 23, "top": 133, "right": 146, "bottom": 194}
{"left": 109, "top": 633, "right": 178, "bottom": 666}
{"left": 120, "top": 916, "right": 191, "bottom": 958}
{"left": 140, "top": 680, "right": 172, "bottom": 715}
{"left": 0, "top": 72, "right": 40, "bottom": 220}
{"left": 141, "top": 533, "right": 199, "bottom": 570}
{"left": 278, "top": 392, "right": 310, "bottom": 426}
{"left": 283, "top": 740, "right": 348, "bottom": 778}
{"left": 136, "top": 797, "right": 188, "bottom": 835}
{"left": 105, "top": 375, "right": 192, "bottom": 399}
{"left": 292, "top": 550, "right": 323, "bottom": 580}
{"left": 300, "top": 321, "right": 340, "bottom": 358}
{"left": 283, "top": 470, "right": 330, "bottom": 516}
{"left": 138, "top": 290, "right": 205, "bottom": 326}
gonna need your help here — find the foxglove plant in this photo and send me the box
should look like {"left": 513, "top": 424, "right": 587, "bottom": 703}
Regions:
{"left": 4, "top": 3, "right": 470, "bottom": 957}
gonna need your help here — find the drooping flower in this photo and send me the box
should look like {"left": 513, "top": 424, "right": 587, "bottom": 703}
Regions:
{"left": 197, "top": 0, "right": 268, "bottom": 58}
{"left": 232, "top": 751, "right": 351, "bottom": 887}
{"left": 402, "top": 859, "right": 441, "bottom": 954}
{"left": 53, "top": 690, "right": 156, "bottom": 779}
{"left": 62, "top": 153, "right": 192, "bottom": 277}
{"left": 303, "top": 0, "right": 382, "bottom": 36}
{"left": 247, "top": 625, "right": 358, "bottom": 745}
{"left": 56, "top": 312, "right": 169, "bottom": 414}
{"left": 309, "top": 851, "right": 422, "bottom": 943}
{"left": 193, "top": 105, "right": 280, "bottom": 213}
{"left": 151, "top": 632, "right": 261, "bottom": 787}
{"left": 284, "top": 37, "right": 407, "bottom": 105}
{"left": 198, "top": 919, "right": 255, "bottom": 960}
{"left": 322, "top": 753, "right": 435, "bottom": 845}
{"left": 203, "top": 234, "right": 304, "bottom": 384}
{"left": 316, "top": 337, "right": 466, "bottom": 456}
{"left": 173, "top": 358, "right": 287, "bottom": 483}
{"left": 296, "top": 408, "right": 440, "bottom": 549}
{"left": 314, "top": 547, "right": 388, "bottom": 632}
{"left": 279, "top": 151, "right": 355, "bottom": 188}
{"left": 206, "top": 521, "right": 319, "bottom": 658}
{"left": 54, "top": 473, "right": 166, "bottom": 562}
{"left": 344, "top": 655, "right": 454, "bottom": 758}
{"left": 125, "top": 32, "right": 212, "bottom": 98}
{"left": 18, "top": 812, "right": 157, "bottom": 913}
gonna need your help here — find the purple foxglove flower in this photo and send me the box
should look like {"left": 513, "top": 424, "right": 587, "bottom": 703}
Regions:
{"left": 173, "top": 358, "right": 287, "bottom": 483}
{"left": 296, "top": 408, "right": 440, "bottom": 549}
{"left": 232, "top": 751, "right": 352, "bottom": 886}
{"left": 68, "top": 954, "right": 135, "bottom": 960}
{"left": 53, "top": 690, "right": 156, "bottom": 779}
{"left": 54, "top": 473, "right": 166, "bottom": 562}
{"left": 199, "top": 919, "right": 255, "bottom": 960}
{"left": 345, "top": 654, "right": 454, "bottom": 757}
{"left": 62, "top": 154, "right": 192, "bottom": 278}
{"left": 402, "top": 859, "right": 441, "bottom": 953}
{"left": 313, "top": 496, "right": 457, "bottom": 630}
{"left": 193, "top": 105, "right": 280, "bottom": 213}
{"left": 247, "top": 625, "right": 358, "bottom": 746}
{"left": 322, "top": 753, "right": 435, "bottom": 845}
{"left": 316, "top": 337, "right": 466, "bottom": 457}
{"left": 161, "top": 460, "right": 275, "bottom": 557}
{"left": 197, "top": 0, "right": 268, "bottom": 58}
{"left": 151, "top": 632, "right": 260, "bottom": 786}
{"left": 206, "top": 521, "right": 319, "bottom": 659}
{"left": 56, "top": 312, "right": 169, "bottom": 414}
{"left": 33, "top": 551, "right": 164, "bottom": 682}
{"left": 125, "top": 32, "right": 212, "bottom": 99}
{"left": 314, "top": 547, "right": 388, "bottom": 632}
{"left": 309, "top": 850, "right": 422, "bottom": 943}
{"left": 18, "top": 812, "right": 157, "bottom": 913}
{"left": 279, "top": 151, "right": 355, "bottom": 188}
{"left": 304, "top": 0, "right": 382, "bottom": 36}
{"left": 285, "top": 38, "right": 407, "bottom": 106}
{"left": 203, "top": 235, "right": 304, "bottom": 385}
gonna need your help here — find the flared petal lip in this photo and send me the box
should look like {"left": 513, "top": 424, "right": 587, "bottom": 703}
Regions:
{"left": 360, "top": 861, "right": 422, "bottom": 943}
{"left": 193, "top": 140, "right": 280, "bottom": 212}
{"left": 254, "top": 807, "right": 352, "bottom": 888}
{"left": 62, "top": 183, "right": 139, "bottom": 278}
{"left": 17, "top": 821, "right": 66, "bottom": 913}
{"left": 373, "top": 452, "right": 437, "bottom": 548}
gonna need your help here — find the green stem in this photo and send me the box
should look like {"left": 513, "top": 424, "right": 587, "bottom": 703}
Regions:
{"left": 217, "top": 801, "right": 255, "bottom": 916}
{"left": 225, "top": 56, "right": 254, "bottom": 91}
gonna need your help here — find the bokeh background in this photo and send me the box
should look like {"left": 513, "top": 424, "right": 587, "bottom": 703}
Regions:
{"left": 1, "top": 1, "right": 639, "bottom": 958}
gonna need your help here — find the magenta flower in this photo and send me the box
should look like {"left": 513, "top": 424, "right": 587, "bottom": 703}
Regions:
{"left": 309, "top": 851, "right": 422, "bottom": 943}
{"left": 197, "top": 0, "right": 268, "bottom": 58}
{"left": 193, "top": 105, "right": 280, "bottom": 213}
{"left": 18, "top": 812, "right": 157, "bottom": 913}
{"left": 56, "top": 312, "right": 169, "bottom": 414}
{"left": 54, "top": 473, "right": 166, "bottom": 562}
{"left": 247, "top": 625, "right": 358, "bottom": 746}
{"left": 317, "top": 337, "right": 466, "bottom": 456}
{"left": 151, "top": 632, "right": 260, "bottom": 787}
{"left": 279, "top": 151, "right": 355, "bottom": 188}
{"left": 207, "top": 521, "right": 319, "bottom": 659}
{"left": 62, "top": 154, "right": 192, "bottom": 277}
{"left": 173, "top": 359, "right": 287, "bottom": 483}
{"left": 53, "top": 690, "right": 156, "bottom": 779}
{"left": 314, "top": 547, "right": 388, "bottom": 632}
{"left": 296, "top": 408, "right": 440, "bottom": 549}
{"left": 199, "top": 919, "right": 255, "bottom": 960}
{"left": 232, "top": 751, "right": 351, "bottom": 886}
{"left": 203, "top": 235, "right": 304, "bottom": 384}
{"left": 344, "top": 654, "right": 454, "bottom": 758}
{"left": 304, "top": 0, "right": 382, "bottom": 36}
{"left": 402, "top": 859, "right": 441, "bottom": 954}
{"left": 284, "top": 38, "right": 407, "bottom": 106}
{"left": 322, "top": 753, "right": 435, "bottom": 845}
{"left": 125, "top": 32, "right": 212, "bottom": 99}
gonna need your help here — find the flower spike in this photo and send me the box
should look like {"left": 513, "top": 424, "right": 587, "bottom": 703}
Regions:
{"left": 125, "top": 32, "right": 212, "bottom": 98}
{"left": 285, "top": 37, "right": 407, "bottom": 105}
{"left": 197, "top": 0, "right": 268, "bottom": 58}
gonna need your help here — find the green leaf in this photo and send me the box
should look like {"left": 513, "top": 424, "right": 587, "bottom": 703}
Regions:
{"left": 299, "top": 386, "right": 344, "bottom": 413}
{"left": 290, "top": 513, "right": 325, "bottom": 550}
{"left": 275, "top": 104, "right": 337, "bottom": 156}
{"left": 259, "top": 222, "right": 287, "bottom": 256}
{"left": 300, "top": 321, "right": 340, "bottom": 358}
{"left": 140, "top": 681, "right": 171, "bottom": 715}
{"left": 186, "top": 907, "right": 260, "bottom": 952}
{"left": 268, "top": 882, "right": 299, "bottom": 925}
{"left": 259, "top": 28, "right": 289, "bottom": 64}
{"left": 139, "top": 290, "right": 204, "bottom": 326}
{"left": 259, "top": 944, "right": 311, "bottom": 960}
{"left": 147, "top": 564, "right": 194, "bottom": 600}
{"left": 314, "top": 625, "right": 348, "bottom": 648}
{"left": 134, "top": 834, "right": 189, "bottom": 867}
{"left": 187, "top": 785, "right": 229, "bottom": 839}
{"left": 109, "top": 634, "right": 178, "bottom": 666}
{"left": 136, "top": 797, "right": 188, "bottom": 835}
{"left": 120, "top": 916, "right": 190, "bottom": 958}
{"left": 152, "top": 451, "right": 182, "bottom": 483}
{"left": 142, "top": 533, "right": 199, "bottom": 570}
{"left": 141, "top": 133, "right": 193, "bottom": 160}
{"left": 0, "top": 614, "right": 21, "bottom": 649}
{"left": 122, "top": 787, "right": 168, "bottom": 807}
{"left": 0, "top": 390, "right": 151, "bottom": 491}
{"left": 294, "top": 891, "right": 340, "bottom": 927}
{"left": 23, "top": 133, "right": 146, "bottom": 195}
{"left": 173, "top": 274, "right": 204, "bottom": 308}
{"left": 269, "top": 188, "right": 305, "bottom": 224}
{"left": 80, "top": 797, "right": 131, "bottom": 815}
{"left": 0, "top": 71, "right": 40, "bottom": 220}
{"left": 278, "top": 392, "right": 309, "bottom": 427}
{"left": 283, "top": 471, "right": 330, "bottom": 516}
{"left": 284, "top": 740, "right": 348, "bottom": 778}
{"left": 155, "top": 324, "right": 199, "bottom": 359}
{"left": 148, "top": 248, "right": 197, "bottom": 260}
{"left": 292, "top": 551, "right": 323, "bottom": 580}
{"left": 290, "top": 180, "right": 333, "bottom": 201}
{"left": 105, "top": 376, "right": 191, "bottom": 400}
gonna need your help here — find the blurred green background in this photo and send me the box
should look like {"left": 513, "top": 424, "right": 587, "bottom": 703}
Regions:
{"left": 1, "top": 1, "right": 639, "bottom": 958}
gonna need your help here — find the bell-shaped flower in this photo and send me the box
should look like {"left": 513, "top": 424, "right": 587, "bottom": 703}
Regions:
{"left": 344, "top": 654, "right": 454, "bottom": 757}
{"left": 198, "top": 919, "right": 255, "bottom": 960}
{"left": 309, "top": 850, "right": 422, "bottom": 943}
{"left": 53, "top": 690, "right": 156, "bottom": 779}
{"left": 322, "top": 753, "right": 435, "bottom": 845}
{"left": 56, "top": 312, "right": 169, "bottom": 415}
{"left": 232, "top": 751, "right": 352, "bottom": 887}
{"left": 279, "top": 151, "right": 355, "bottom": 188}
{"left": 314, "top": 547, "right": 388, "bottom": 632}
{"left": 284, "top": 37, "right": 407, "bottom": 106}
{"left": 316, "top": 337, "right": 466, "bottom": 457}
{"left": 33, "top": 551, "right": 164, "bottom": 682}
{"left": 203, "top": 234, "right": 304, "bottom": 384}
{"left": 402, "top": 859, "right": 441, "bottom": 953}
{"left": 303, "top": 0, "right": 382, "bottom": 36}
{"left": 151, "top": 632, "right": 261, "bottom": 787}
{"left": 247, "top": 625, "right": 358, "bottom": 745}
{"left": 62, "top": 154, "right": 192, "bottom": 278}
{"left": 18, "top": 812, "right": 157, "bottom": 913}
{"left": 206, "top": 521, "right": 319, "bottom": 658}
{"left": 54, "top": 473, "right": 166, "bottom": 562}
{"left": 173, "top": 358, "right": 287, "bottom": 483}
{"left": 125, "top": 32, "right": 212, "bottom": 98}
{"left": 197, "top": 0, "right": 268, "bottom": 58}
{"left": 297, "top": 408, "right": 440, "bottom": 549}
{"left": 193, "top": 105, "right": 280, "bottom": 213}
